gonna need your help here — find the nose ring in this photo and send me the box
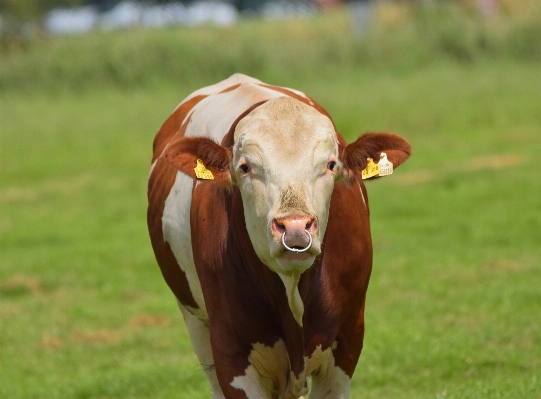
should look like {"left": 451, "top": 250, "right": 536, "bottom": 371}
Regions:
{"left": 281, "top": 230, "right": 313, "bottom": 253}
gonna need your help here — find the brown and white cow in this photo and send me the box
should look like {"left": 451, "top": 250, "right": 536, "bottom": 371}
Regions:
{"left": 147, "top": 74, "right": 411, "bottom": 399}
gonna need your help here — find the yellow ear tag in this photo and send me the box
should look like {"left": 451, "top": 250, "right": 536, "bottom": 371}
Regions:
{"left": 362, "top": 158, "right": 380, "bottom": 179}
{"left": 194, "top": 159, "right": 214, "bottom": 180}
{"left": 377, "top": 152, "right": 394, "bottom": 177}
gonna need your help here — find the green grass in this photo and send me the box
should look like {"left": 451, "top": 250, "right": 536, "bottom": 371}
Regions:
{"left": 1, "top": 6, "right": 541, "bottom": 397}
{"left": 1, "top": 60, "right": 540, "bottom": 398}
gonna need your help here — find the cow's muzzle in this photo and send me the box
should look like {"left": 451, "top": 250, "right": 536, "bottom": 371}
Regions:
{"left": 272, "top": 215, "right": 318, "bottom": 254}
{"left": 281, "top": 230, "right": 312, "bottom": 253}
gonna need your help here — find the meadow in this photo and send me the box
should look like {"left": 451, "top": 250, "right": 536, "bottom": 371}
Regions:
{"left": 1, "top": 3, "right": 541, "bottom": 398}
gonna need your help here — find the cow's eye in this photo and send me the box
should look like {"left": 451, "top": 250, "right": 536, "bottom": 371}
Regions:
{"left": 239, "top": 163, "right": 250, "bottom": 174}
{"left": 327, "top": 161, "right": 336, "bottom": 171}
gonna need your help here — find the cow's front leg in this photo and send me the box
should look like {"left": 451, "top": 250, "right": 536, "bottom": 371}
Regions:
{"left": 178, "top": 305, "right": 225, "bottom": 399}
{"left": 215, "top": 352, "right": 277, "bottom": 399}
{"left": 309, "top": 350, "right": 352, "bottom": 399}
{"left": 310, "top": 313, "right": 365, "bottom": 399}
{"left": 229, "top": 363, "right": 278, "bottom": 399}
{"left": 211, "top": 331, "right": 292, "bottom": 399}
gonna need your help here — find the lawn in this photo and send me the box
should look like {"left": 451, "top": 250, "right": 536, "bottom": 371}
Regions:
{"left": 1, "top": 6, "right": 540, "bottom": 397}
{"left": 1, "top": 59, "right": 540, "bottom": 398}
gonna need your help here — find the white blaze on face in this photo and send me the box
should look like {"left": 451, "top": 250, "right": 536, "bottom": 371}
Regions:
{"left": 232, "top": 97, "right": 339, "bottom": 324}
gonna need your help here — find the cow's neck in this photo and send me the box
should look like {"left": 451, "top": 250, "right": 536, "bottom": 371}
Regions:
{"left": 229, "top": 188, "right": 308, "bottom": 325}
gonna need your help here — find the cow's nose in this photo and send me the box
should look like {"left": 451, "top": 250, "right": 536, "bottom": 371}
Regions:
{"left": 272, "top": 216, "right": 317, "bottom": 250}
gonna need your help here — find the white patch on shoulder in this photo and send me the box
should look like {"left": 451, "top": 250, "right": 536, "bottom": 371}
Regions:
{"left": 231, "top": 340, "right": 289, "bottom": 398}
{"left": 162, "top": 170, "right": 207, "bottom": 319}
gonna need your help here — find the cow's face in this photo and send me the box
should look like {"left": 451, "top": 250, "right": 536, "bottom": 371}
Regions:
{"left": 232, "top": 98, "right": 338, "bottom": 274}
{"left": 165, "top": 97, "right": 411, "bottom": 278}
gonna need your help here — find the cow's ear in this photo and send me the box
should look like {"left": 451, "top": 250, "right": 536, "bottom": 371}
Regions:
{"left": 165, "top": 137, "right": 232, "bottom": 182}
{"left": 340, "top": 133, "right": 411, "bottom": 181}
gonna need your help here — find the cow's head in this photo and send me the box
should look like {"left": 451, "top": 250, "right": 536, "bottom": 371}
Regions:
{"left": 166, "top": 97, "right": 410, "bottom": 323}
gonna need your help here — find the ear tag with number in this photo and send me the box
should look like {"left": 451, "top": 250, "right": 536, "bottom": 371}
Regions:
{"left": 361, "top": 158, "right": 380, "bottom": 180}
{"left": 194, "top": 159, "right": 214, "bottom": 180}
{"left": 377, "top": 152, "right": 394, "bottom": 177}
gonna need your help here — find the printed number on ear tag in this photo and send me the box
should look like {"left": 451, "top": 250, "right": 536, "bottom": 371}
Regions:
{"left": 194, "top": 159, "right": 214, "bottom": 180}
{"left": 361, "top": 158, "right": 380, "bottom": 180}
{"left": 378, "top": 152, "right": 394, "bottom": 177}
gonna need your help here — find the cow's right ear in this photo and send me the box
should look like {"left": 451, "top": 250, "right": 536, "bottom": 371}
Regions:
{"left": 165, "top": 137, "right": 232, "bottom": 182}
{"left": 339, "top": 132, "right": 411, "bottom": 181}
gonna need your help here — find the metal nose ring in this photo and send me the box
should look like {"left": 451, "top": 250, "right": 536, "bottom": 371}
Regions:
{"left": 281, "top": 230, "right": 313, "bottom": 253}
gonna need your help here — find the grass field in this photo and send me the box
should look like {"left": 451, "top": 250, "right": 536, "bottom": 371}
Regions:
{"left": 1, "top": 5, "right": 541, "bottom": 399}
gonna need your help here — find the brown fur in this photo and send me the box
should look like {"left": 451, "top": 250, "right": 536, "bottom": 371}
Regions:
{"left": 219, "top": 83, "right": 242, "bottom": 94}
{"left": 165, "top": 136, "right": 232, "bottom": 182}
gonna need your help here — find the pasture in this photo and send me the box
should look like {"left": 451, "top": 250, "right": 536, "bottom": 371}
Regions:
{"left": 1, "top": 5, "right": 540, "bottom": 399}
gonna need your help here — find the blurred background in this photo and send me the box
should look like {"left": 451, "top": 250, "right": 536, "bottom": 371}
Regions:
{"left": 1, "top": 0, "right": 541, "bottom": 91}
{"left": 1, "top": 1, "right": 540, "bottom": 398}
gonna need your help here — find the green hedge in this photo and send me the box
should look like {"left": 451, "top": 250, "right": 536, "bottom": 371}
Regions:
{"left": 1, "top": 4, "right": 540, "bottom": 93}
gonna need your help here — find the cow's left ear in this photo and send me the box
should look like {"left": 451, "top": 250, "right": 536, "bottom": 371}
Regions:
{"left": 165, "top": 137, "right": 232, "bottom": 182}
{"left": 339, "top": 133, "right": 411, "bottom": 180}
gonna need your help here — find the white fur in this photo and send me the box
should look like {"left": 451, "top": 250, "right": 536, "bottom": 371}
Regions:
{"left": 179, "top": 304, "right": 224, "bottom": 399}
{"left": 162, "top": 171, "right": 207, "bottom": 319}
{"left": 176, "top": 73, "right": 263, "bottom": 110}
{"left": 182, "top": 82, "right": 285, "bottom": 140}
{"left": 148, "top": 159, "right": 158, "bottom": 184}
{"left": 310, "top": 345, "right": 352, "bottom": 399}
{"left": 277, "top": 273, "right": 304, "bottom": 326}
{"left": 231, "top": 340, "right": 289, "bottom": 398}
{"left": 231, "top": 341, "right": 351, "bottom": 399}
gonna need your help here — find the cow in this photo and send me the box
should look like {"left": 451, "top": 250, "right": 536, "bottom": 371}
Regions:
{"left": 147, "top": 73, "right": 411, "bottom": 399}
